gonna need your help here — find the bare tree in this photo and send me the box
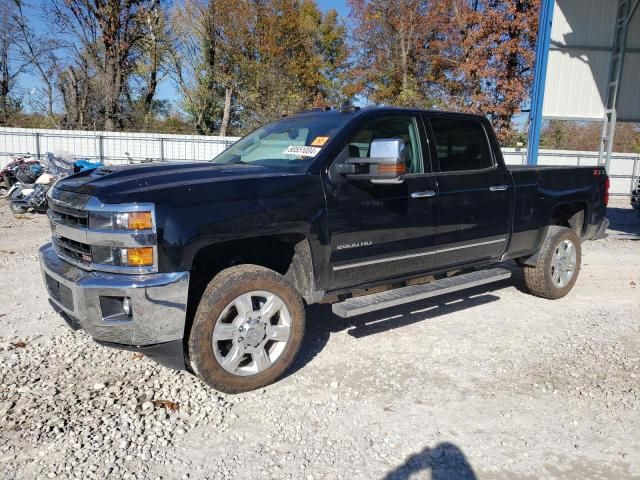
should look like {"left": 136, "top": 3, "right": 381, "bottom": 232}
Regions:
{"left": 0, "top": 0, "right": 26, "bottom": 120}
{"left": 12, "top": 0, "right": 59, "bottom": 120}
{"left": 139, "top": 5, "right": 170, "bottom": 117}
{"left": 58, "top": 54, "right": 93, "bottom": 129}
{"left": 49, "top": 0, "right": 161, "bottom": 130}
{"left": 169, "top": 0, "right": 219, "bottom": 134}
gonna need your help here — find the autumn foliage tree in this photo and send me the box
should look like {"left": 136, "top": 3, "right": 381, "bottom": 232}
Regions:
{"left": 433, "top": 0, "right": 539, "bottom": 140}
{"left": 346, "top": 0, "right": 434, "bottom": 107}
{"left": 170, "top": 0, "right": 348, "bottom": 135}
{"left": 541, "top": 120, "right": 640, "bottom": 153}
{"left": 8, "top": 0, "right": 631, "bottom": 152}
{"left": 348, "top": 0, "right": 539, "bottom": 141}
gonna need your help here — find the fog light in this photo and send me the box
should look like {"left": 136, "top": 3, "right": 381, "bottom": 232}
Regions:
{"left": 123, "top": 297, "right": 132, "bottom": 316}
{"left": 121, "top": 247, "right": 154, "bottom": 267}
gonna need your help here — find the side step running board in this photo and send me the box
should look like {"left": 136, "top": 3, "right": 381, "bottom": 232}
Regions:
{"left": 331, "top": 268, "right": 511, "bottom": 318}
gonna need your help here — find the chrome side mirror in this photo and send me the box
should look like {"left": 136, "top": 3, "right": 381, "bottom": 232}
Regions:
{"left": 338, "top": 138, "right": 406, "bottom": 184}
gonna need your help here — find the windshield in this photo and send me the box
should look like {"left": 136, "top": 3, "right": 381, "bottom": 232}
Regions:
{"left": 211, "top": 115, "right": 350, "bottom": 171}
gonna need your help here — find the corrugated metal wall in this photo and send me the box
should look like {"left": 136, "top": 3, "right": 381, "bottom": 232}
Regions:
{"left": 543, "top": 0, "right": 640, "bottom": 121}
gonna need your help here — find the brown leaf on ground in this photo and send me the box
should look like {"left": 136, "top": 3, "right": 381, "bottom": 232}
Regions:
{"left": 153, "top": 399, "right": 179, "bottom": 412}
{"left": 11, "top": 340, "right": 27, "bottom": 348}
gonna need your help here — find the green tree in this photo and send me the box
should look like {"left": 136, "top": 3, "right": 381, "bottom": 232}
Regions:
{"left": 171, "top": 0, "right": 348, "bottom": 135}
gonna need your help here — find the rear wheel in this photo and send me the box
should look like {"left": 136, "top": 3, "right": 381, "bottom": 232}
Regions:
{"left": 522, "top": 226, "right": 581, "bottom": 299}
{"left": 188, "top": 264, "right": 305, "bottom": 393}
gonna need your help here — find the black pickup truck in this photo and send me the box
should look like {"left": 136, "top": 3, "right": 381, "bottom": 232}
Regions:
{"left": 40, "top": 107, "right": 609, "bottom": 392}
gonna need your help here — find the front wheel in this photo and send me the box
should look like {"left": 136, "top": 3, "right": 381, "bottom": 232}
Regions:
{"left": 188, "top": 264, "right": 305, "bottom": 393}
{"left": 522, "top": 226, "right": 581, "bottom": 299}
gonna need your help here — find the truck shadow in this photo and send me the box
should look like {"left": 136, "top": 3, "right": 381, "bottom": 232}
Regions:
{"left": 286, "top": 279, "right": 511, "bottom": 379}
{"left": 383, "top": 442, "right": 477, "bottom": 480}
{"left": 606, "top": 206, "right": 640, "bottom": 238}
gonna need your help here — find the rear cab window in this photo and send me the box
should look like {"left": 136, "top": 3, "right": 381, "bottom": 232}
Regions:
{"left": 429, "top": 117, "right": 494, "bottom": 172}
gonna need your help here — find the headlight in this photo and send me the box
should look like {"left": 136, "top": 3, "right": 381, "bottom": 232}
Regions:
{"left": 129, "top": 212, "right": 153, "bottom": 230}
{"left": 89, "top": 211, "right": 154, "bottom": 230}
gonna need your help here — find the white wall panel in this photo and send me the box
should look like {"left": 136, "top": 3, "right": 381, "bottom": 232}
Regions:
{"left": 544, "top": 0, "right": 640, "bottom": 122}
{"left": 618, "top": 52, "right": 640, "bottom": 121}
{"left": 627, "top": 4, "right": 640, "bottom": 49}
{"left": 543, "top": 48, "right": 609, "bottom": 119}
{"left": 551, "top": 0, "right": 616, "bottom": 47}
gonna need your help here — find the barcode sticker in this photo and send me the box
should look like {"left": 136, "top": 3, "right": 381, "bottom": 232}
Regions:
{"left": 283, "top": 145, "right": 322, "bottom": 157}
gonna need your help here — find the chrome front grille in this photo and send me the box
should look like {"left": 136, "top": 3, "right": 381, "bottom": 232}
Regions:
{"left": 48, "top": 191, "right": 93, "bottom": 268}
{"left": 52, "top": 235, "right": 93, "bottom": 267}
{"left": 48, "top": 200, "right": 89, "bottom": 228}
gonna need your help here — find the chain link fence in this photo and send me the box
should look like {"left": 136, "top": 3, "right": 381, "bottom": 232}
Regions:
{"left": 502, "top": 148, "right": 639, "bottom": 197}
{"left": 1, "top": 127, "right": 637, "bottom": 196}
{"left": 0, "top": 127, "right": 240, "bottom": 166}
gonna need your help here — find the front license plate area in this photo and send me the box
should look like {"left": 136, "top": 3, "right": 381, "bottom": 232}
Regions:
{"left": 45, "top": 274, "right": 74, "bottom": 311}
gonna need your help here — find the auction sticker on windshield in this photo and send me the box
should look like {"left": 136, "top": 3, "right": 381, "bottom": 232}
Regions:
{"left": 311, "top": 136, "right": 330, "bottom": 146}
{"left": 283, "top": 145, "right": 322, "bottom": 157}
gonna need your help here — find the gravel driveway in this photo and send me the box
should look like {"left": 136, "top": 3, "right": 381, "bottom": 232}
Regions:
{"left": 0, "top": 197, "right": 638, "bottom": 480}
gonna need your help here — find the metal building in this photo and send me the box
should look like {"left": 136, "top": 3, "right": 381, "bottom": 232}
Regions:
{"left": 528, "top": 0, "right": 639, "bottom": 171}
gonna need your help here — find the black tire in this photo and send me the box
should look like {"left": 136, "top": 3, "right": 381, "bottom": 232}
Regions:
{"left": 188, "top": 264, "right": 305, "bottom": 393}
{"left": 523, "top": 226, "right": 581, "bottom": 299}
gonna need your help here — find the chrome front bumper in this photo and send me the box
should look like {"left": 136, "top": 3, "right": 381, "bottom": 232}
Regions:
{"left": 39, "top": 243, "right": 189, "bottom": 347}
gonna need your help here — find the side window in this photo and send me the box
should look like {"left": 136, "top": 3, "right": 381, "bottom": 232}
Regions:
{"left": 347, "top": 116, "right": 424, "bottom": 174}
{"left": 430, "top": 118, "right": 493, "bottom": 172}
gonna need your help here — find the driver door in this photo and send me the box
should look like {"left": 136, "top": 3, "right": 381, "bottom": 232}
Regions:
{"left": 324, "top": 114, "right": 439, "bottom": 290}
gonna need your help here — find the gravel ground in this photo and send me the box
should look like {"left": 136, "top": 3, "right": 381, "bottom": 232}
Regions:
{"left": 0, "top": 196, "right": 638, "bottom": 480}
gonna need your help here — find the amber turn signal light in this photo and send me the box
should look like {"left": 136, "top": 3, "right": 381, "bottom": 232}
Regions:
{"left": 378, "top": 163, "right": 406, "bottom": 175}
{"left": 123, "top": 247, "right": 154, "bottom": 267}
{"left": 128, "top": 211, "right": 153, "bottom": 230}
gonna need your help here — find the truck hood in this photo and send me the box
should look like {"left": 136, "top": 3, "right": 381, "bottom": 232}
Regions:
{"left": 54, "top": 162, "right": 292, "bottom": 201}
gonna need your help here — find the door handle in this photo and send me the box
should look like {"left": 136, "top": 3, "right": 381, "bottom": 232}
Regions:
{"left": 411, "top": 190, "right": 436, "bottom": 198}
{"left": 489, "top": 185, "right": 508, "bottom": 192}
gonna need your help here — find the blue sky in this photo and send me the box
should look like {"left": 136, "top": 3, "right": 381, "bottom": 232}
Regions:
{"left": 318, "top": 0, "right": 350, "bottom": 17}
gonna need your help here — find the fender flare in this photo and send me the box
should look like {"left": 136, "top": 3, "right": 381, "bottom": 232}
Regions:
{"left": 284, "top": 239, "right": 325, "bottom": 304}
